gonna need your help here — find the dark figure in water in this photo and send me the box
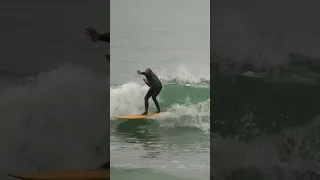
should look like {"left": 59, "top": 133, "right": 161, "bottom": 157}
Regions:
{"left": 137, "top": 68, "right": 162, "bottom": 115}
{"left": 85, "top": 28, "right": 110, "bottom": 61}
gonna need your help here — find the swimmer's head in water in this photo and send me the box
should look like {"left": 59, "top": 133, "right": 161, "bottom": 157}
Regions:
{"left": 145, "top": 68, "right": 152, "bottom": 74}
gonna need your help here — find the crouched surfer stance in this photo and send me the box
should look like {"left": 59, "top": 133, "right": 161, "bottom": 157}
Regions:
{"left": 137, "top": 68, "right": 162, "bottom": 115}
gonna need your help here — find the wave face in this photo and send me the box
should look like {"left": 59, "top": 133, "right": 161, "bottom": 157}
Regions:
{"left": 110, "top": 66, "right": 210, "bottom": 180}
{"left": 211, "top": 73, "right": 320, "bottom": 180}
{"left": 0, "top": 64, "right": 110, "bottom": 179}
{"left": 110, "top": 66, "right": 210, "bottom": 133}
{"left": 210, "top": 9, "right": 320, "bottom": 176}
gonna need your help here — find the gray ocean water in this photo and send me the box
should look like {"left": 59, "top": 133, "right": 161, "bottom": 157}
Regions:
{"left": 110, "top": 0, "right": 210, "bottom": 179}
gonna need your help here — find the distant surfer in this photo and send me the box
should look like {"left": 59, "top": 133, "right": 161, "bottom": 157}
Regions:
{"left": 85, "top": 28, "right": 110, "bottom": 61}
{"left": 137, "top": 68, "right": 162, "bottom": 115}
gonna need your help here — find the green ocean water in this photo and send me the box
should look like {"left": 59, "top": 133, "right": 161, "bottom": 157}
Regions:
{"left": 110, "top": 0, "right": 210, "bottom": 179}
{"left": 110, "top": 80, "right": 210, "bottom": 180}
{"left": 210, "top": 72, "right": 320, "bottom": 180}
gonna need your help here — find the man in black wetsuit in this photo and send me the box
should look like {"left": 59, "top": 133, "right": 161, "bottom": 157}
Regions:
{"left": 85, "top": 28, "right": 110, "bottom": 170}
{"left": 137, "top": 68, "right": 162, "bottom": 115}
{"left": 85, "top": 28, "right": 110, "bottom": 61}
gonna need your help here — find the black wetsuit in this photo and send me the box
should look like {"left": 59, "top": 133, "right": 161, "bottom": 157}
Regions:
{"left": 99, "top": 33, "right": 110, "bottom": 61}
{"left": 100, "top": 161, "right": 110, "bottom": 169}
{"left": 141, "top": 72, "right": 162, "bottom": 114}
{"left": 99, "top": 33, "right": 110, "bottom": 43}
{"left": 93, "top": 33, "right": 110, "bottom": 171}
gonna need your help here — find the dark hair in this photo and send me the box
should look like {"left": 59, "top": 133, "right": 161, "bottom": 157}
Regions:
{"left": 145, "top": 68, "right": 152, "bottom": 73}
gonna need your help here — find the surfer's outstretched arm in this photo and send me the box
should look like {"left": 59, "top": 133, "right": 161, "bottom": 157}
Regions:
{"left": 143, "top": 79, "right": 151, "bottom": 87}
{"left": 99, "top": 33, "right": 110, "bottom": 42}
{"left": 137, "top": 70, "right": 147, "bottom": 75}
{"left": 85, "top": 28, "right": 110, "bottom": 43}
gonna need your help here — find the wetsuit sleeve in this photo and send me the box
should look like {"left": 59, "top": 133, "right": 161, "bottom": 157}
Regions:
{"left": 105, "top": 54, "right": 110, "bottom": 61}
{"left": 99, "top": 33, "right": 110, "bottom": 43}
{"left": 140, "top": 72, "right": 147, "bottom": 75}
{"left": 144, "top": 80, "right": 150, "bottom": 87}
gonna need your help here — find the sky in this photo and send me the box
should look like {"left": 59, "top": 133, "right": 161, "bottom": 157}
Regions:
{"left": 211, "top": 0, "right": 320, "bottom": 64}
{"left": 110, "top": 0, "right": 210, "bottom": 82}
{"left": 0, "top": 1, "right": 110, "bottom": 73}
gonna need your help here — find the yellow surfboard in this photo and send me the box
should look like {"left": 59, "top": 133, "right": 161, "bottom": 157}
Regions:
{"left": 114, "top": 113, "right": 159, "bottom": 120}
{"left": 8, "top": 169, "right": 109, "bottom": 180}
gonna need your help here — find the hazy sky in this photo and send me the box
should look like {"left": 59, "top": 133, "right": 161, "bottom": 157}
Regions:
{"left": 0, "top": 1, "right": 110, "bottom": 73}
{"left": 111, "top": 0, "right": 210, "bottom": 82}
{"left": 211, "top": 0, "right": 320, "bottom": 64}
{"left": 112, "top": 0, "right": 209, "bottom": 35}
{"left": 2, "top": 0, "right": 320, "bottom": 73}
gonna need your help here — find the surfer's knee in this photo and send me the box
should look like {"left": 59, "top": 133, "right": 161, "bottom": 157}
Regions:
{"left": 152, "top": 96, "right": 157, "bottom": 101}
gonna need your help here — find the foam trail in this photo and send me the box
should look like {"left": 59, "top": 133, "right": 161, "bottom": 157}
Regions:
{"left": 110, "top": 82, "right": 161, "bottom": 118}
{"left": 155, "top": 98, "right": 210, "bottom": 133}
{"left": 157, "top": 65, "right": 209, "bottom": 85}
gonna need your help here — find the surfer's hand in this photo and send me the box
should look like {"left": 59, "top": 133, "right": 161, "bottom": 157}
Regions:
{"left": 85, "top": 28, "right": 100, "bottom": 41}
{"left": 137, "top": 70, "right": 141, "bottom": 74}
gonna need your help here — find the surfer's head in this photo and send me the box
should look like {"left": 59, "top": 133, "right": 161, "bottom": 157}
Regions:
{"left": 145, "top": 68, "right": 152, "bottom": 74}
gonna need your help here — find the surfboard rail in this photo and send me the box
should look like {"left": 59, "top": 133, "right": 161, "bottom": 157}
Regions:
{"left": 8, "top": 169, "right": 109, "bottom": 180}
{"left": 114, "top": 113, "right": 159, "bottom": 120}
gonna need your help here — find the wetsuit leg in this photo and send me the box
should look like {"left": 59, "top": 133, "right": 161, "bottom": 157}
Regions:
{"left": 100, "top": 161, "right": 110, "bottom": 169}
{"left": 143, "top": 88, "right": 155, "bottom": 115}
{"left": 152, "top": 86, "right": 162, "bottom": 113}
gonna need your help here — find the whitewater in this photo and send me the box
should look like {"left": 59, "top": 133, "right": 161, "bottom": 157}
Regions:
{"left": 110, "top": 65, "right": 210, "bottom": 180}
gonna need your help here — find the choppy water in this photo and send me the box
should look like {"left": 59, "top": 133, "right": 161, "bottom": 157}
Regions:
{"left": 211, "top": 70, "right": 320, "bottom": 180}
{"left": 110, "top": 0, "right": 210, "bottom": 179}
{"left": 0, "top": 66, "right": 110, "bottom": 179}
{"left": 110, "top": 74, "right": 210, "bottom": 180}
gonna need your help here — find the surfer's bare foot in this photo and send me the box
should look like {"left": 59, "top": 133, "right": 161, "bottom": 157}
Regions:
{"left": 141, "top": 112, "right": 148, "bottom": 115}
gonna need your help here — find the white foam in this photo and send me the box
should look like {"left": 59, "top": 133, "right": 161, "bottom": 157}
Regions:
{"left": 0, "top": 64, "right": 110, "bottom": 177}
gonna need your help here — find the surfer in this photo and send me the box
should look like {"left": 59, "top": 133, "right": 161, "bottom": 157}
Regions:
{"left": 137, "top": 68, "right": 162, "bottom": 115}
{"left": 85, "top": 28, "right": 110, "bottom": 61}
{"left": 86, "top": 28, "right": 110, "bottom": 170}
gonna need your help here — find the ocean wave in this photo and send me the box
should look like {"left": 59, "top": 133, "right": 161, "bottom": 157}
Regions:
{"left": 110, "top": 66, "right": 210, "bottom": 133}
{"left": 211, "top": 51, "right": 320, "bottom": 81}
{"left": 211, "top": 116, "right": 320, "bottom": 180}
{"left": 0, "top": 64, "right": 109, "bottom": 179}
{"left": 211, "top": 73, "right": 320, "bottom": 179}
